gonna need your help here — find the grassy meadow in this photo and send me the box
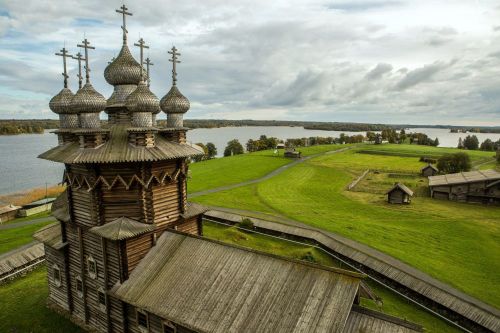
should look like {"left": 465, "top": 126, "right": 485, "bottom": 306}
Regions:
{"left": 192, "top": 144, "right": 500, "bottom": 307}
{"left": 0, "top": 220, "right": 54, "bottom": 255}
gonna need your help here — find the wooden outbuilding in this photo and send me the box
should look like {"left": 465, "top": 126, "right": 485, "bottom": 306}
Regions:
{"left": 421, "top": 164, "right": 438, "bottom": 177}
{"left": 428, "top": 169, "right": 500, "bottom": 204}
{"left": 387, "top": 183, "right": 413, "bottom": 204}
{"left": 0, "top": 203, "right": 21, "bottom": 223}
{"left": 284, "top": 147, "right": 301, "bottom": 158}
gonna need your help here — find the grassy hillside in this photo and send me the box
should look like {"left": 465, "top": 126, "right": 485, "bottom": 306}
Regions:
{"left": 193, "top": 146, "right": 500, "bottom": 307}
{"left": 188, "top": 144, "right": 350, "bottom": 193}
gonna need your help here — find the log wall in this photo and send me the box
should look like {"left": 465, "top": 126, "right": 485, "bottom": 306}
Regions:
{"left": 45, "top": 246, "right": 70, "bottom": 311}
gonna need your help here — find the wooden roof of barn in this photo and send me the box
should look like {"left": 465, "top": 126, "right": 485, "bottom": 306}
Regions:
{"left": 344, "top": 306, "right": 423, "bottom": 333}
{"left": 38, "top": 124, "right": 203, "bottom": 164}
{"left": 111, "top": 230, "right": 364, "bottom": 333}
{"left": 387, "top": 183, "right": 414, "bottom": 196}
{"left": 428, "top": 169, "right": 500, "bottom": 187}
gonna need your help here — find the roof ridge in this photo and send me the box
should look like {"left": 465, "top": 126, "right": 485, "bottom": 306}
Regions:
{"left": 164, "top": 229, "right": 366, "bottom": 279}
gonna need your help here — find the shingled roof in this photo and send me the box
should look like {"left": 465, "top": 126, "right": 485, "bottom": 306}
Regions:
{"left": 51, "top": 190, "right": 70, "bottom": 223}
{"left": 89, "top": 217, "right": 155, "bottom": 240}
{"left": 111, "top": 231, "right": 364, "bottom": 333}
{"left": 386, "top": 183, "right": 414, "bottom": 196}
{"left": 428, "top": 169, "right": 500, "bottom": 187}
{"left": 38, "top": 124, "right": 203, "bottom": 164}
{"left": 33, "top": 223, "right": 65, "bottom": 249}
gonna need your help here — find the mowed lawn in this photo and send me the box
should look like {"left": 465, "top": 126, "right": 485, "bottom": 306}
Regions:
{"left": 0, "top": 220, "right": 54, "bottom": 255}
{"left": 0, "top": 267, "right": 84, "bottom": 333}
{"left": 193, "top": 147, "right": 500, "bottom": 308}
{"left": 188, "top": 144, "right": 351, "bottom": 193}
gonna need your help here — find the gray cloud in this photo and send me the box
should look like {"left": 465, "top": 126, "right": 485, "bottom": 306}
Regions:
{"left": 365, "top": 63, "right": 393, "bottom": 80}
{"left": 0, "top": 0, "right": 499, "bottom": 126}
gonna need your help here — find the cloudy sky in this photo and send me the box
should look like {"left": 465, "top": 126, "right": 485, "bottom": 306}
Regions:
{"left": 1, "top": 0, "right": 500, "bottom": 126}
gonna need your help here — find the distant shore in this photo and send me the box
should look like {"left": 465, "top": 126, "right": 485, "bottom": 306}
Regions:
{"left": 1, "top": 119, "right": 500, "bottom": 135}
{"left": 0, "top": 185, "right": 64, "bottom": 206}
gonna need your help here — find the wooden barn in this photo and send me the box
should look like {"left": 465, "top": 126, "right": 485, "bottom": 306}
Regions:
{"left": 34, "top": 6, "right": 424, "bottom": 333}
{"left": 428, "top": 169, "right": 500, "bottom": 204}
{"left": 421, "top": 164, "right": 438, "bottom": 177}
{"left": 0, "top": 203, "right": 20, "bottom": 223}
{"left": 387, "top": 183, "right": 413, "bottom": 204}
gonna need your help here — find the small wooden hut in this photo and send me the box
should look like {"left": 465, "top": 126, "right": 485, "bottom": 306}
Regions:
{"left": 421, "top": 164, "right": 438, "bottom": 177}
{"left": 387, "top": 183, "right": 413, "bottom": 204}
{"left": 284, "top": 147, "right": 301, "bottom": 158}
{"left": 0, "top": 203, "right": 21, "bottom": 223}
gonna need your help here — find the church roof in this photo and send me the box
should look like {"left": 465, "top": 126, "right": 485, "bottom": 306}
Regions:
{"left": 38, "top": 124, "right": 203, "bottom": 164}
{"left": 111, "top": 231, "right": 364, "bottom": 333}
{"left": 104, "top": 44, "right": 142, "bottom": 86}
{"left": 51, "top": 190, "right": 70, "bottom": 223}
{"left": 181, "top": 202, "right": 208, "bottom": 219}
{"left": 421, "top": 164, "right": 438, "bottom": 172}
{"left": 33, "top": 223, "right": 65, "bottom": 249}
{"left": 90, "top": 217, "right": 155, "bottom": 240}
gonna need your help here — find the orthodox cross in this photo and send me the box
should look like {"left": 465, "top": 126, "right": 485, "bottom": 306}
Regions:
{"left": 76, "top": 39, "right": 95, "bottom": 83}
{"left": 116, "top": 4, "right": 133, "bottom": 43}
{"left": 143, "top": 57, "right": 153, "bottom": 87}
{"left": 133, "top": 38, "right": 149, "bottom": 80}
{"left": 72, "top": 52, "right": 85, "bottom": 89}
{"left": 55, "top": 48, "right": 73, "bottom": 88}
{"left": 168, "top": 46, "right": 181, "bottom": 86}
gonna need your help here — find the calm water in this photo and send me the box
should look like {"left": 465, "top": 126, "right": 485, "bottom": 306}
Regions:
{"left": 1, "top": 127, "right": 499, "bottom": 195}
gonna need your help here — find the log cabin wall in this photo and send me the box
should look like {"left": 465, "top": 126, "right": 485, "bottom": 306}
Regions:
{"left": 125, "top": 304, "right": 197, "bottom": 333}
{"left": 125, "top": 234, "right": 154, "bottom": 274}
{"left": 150, "top": 160, "right": 183, "bottom": 228}
{"left": 176, "top": 216, "right": 200, "bottom": 235}
{"left": 45, "top": 245, "right": 70, "bottom": 311}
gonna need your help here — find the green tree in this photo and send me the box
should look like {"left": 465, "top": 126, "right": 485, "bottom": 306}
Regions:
{"left": 437, "top": 153, "right": 471, "bottom": 173}
{"left": 433, "top": 137, "right": 439, "bottom": 147}
{"left": 192, "top": 143, "right": 208, "bottom": 162}
{"left": 480, "top": 139, "right": 495, "bottom": 151}
{"left": 457, "top": 137, "right": 464, "bottom": 149}
{"left": 463, "top": 135, "right": 479, "bottom": 150}
{"left": 206, "top": 142, "right": 217, "bottom": 159}
{"left": 224, "top": 139, "right": 244, "bottom": 157}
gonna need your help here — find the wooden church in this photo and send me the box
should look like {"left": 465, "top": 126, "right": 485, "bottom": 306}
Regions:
{"left": 35, "top": 6, "right": 422, "bottom": 333}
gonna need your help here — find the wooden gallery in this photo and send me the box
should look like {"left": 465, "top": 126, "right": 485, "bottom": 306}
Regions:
{"left": 34, "top": 6, "right": 423, "bottom": 333}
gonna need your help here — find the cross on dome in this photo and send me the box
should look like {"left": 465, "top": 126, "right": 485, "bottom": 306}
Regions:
{"left": 168, "top": 46, "right": 181, "bottom": 86}
{"left": 76, "top": 39, "right": 95, "bottom": 83}
{"left": 133, "top": 38, "right": 149, "bottom": 80}
{"left": 72, "top": 52, "right": 85, "bottom": 89}
{"left": 55, "top": 48, "right": 73, "bottom": 88}
{"left": 116, "top": 4, "right": 133, "bottom": 44}
{"left": 144, "top": 57, "right": 154, "bottom": 87}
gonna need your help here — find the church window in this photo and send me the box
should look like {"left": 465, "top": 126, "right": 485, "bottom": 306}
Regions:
{"left": 98, "top": 287, "right": 107, "bottom": 312}
{"left": 76, "top": 275, "right": 83, "bottom": 298}
{"left": 87, "top": 255, "right": 97, "bottom": 279}
{"left": 163, "top": 321, "right": 176, "bottom": 333}
{"left": 53, "top": 264, "right": 62, "bottom": 287}
{"left": 137, "top": 309, "right": 149, "bottom": 332}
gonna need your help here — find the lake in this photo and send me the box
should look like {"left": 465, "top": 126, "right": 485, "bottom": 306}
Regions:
{"left": 0, "top": 126, "right": 499, "bottom": 195}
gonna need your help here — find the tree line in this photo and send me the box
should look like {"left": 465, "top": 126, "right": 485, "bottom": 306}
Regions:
{"left": 457, "top": 135, "right": 500, "bottom": 151}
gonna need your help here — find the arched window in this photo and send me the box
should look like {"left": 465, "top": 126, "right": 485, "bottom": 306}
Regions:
{"left": 87, "top": 255, "right": 97, "bottom": 279}
{"left": 52, "top": 264, "right": 62, "bottom": 287}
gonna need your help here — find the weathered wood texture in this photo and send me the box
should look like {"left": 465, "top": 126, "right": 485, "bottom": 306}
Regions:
{"left": 205, "top": 210, "right": 500, "bottom": 333}
{"left": 45, "top": 246, "right": 70, "bottom": 311}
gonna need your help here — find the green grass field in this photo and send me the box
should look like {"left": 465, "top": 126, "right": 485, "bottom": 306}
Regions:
{"left": 188, "top": 144, "right": 351, "bottom": 193}
{"left": 203, "top": 221, "right": 460, "bottom": 333}
{"left": 0, "top": 211, "right": 51, "bottom": 225}
{"left": 0, "top": 267, "right": 84, "bottom": 333}
{"left": 0, "top": 220, "right": 54, "bottom": 255}
{"left": 193, "top": 146, "right": 500, "bottom": 307}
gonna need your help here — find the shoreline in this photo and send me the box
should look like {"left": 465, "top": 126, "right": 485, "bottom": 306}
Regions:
{"left": 0, "top": 185, "right": 65, "bottom": 206}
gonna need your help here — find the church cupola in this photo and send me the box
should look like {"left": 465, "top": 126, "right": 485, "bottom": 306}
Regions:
{"left": 160, "top": 46, "right": 190, "bottom": 129}
{"left": 104, "top": 5, "right": 142, "bottom": 113}
{"left": 125, "top": 38, "right": 160, "bottom": 128}
{"left": 71, "top": 39, "right": 106, "bottom": 129}
{"left": 49, "top": 48, "right": 78, "bottom": 130}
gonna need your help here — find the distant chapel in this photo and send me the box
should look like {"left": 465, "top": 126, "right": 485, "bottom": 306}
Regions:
{"left": 35, "top": 5, "right": 422, "bottom": 333}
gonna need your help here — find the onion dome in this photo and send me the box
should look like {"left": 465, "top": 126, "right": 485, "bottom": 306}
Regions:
{"left": 49, "top": 88, "right": 75, "bottom": 114}
{"left": 160, "top": 85, "right": 190, "bottom": 114}
{"left": 125, "top": 81, "right": 160, "bottom": 113}
{"left": 104, "top": 45, "right": 142, "bottom": 86}
{"left": 71, "top": 83, "right": 107, "bottom": 113}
